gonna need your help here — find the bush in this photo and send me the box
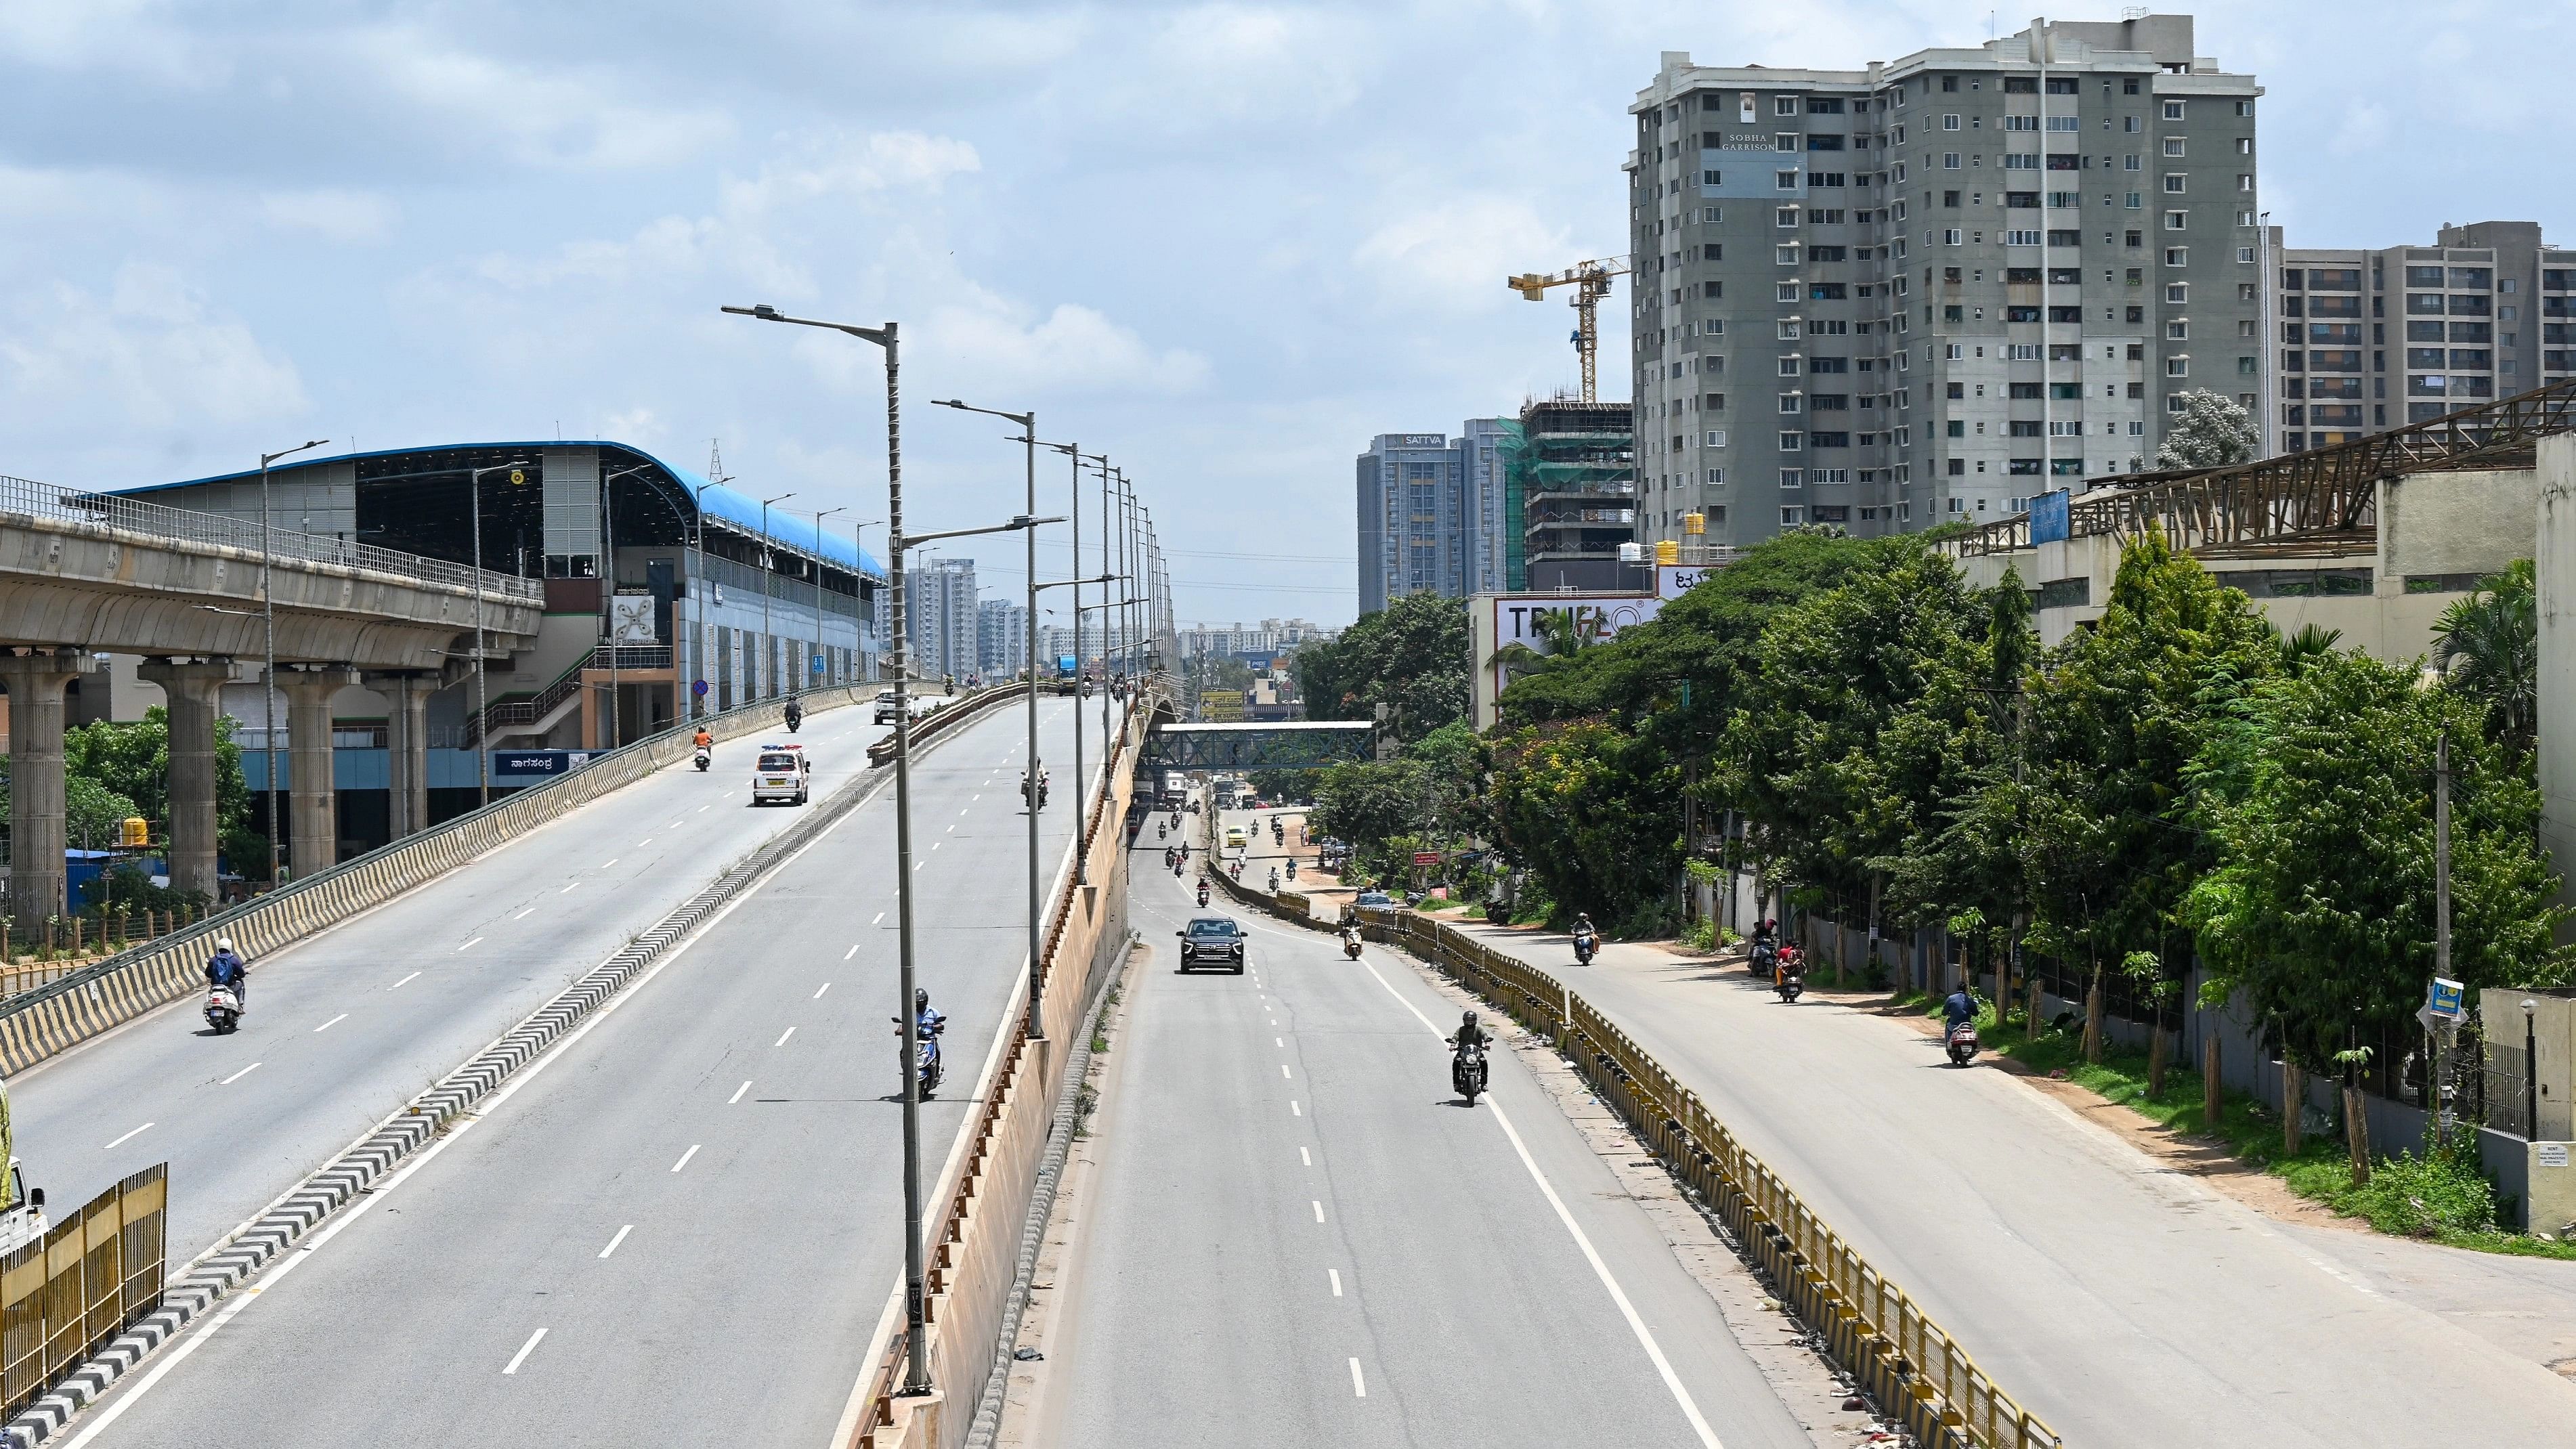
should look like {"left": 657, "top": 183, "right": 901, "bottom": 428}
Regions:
{"left": 2332, "top": 1137, "right": 2498, "bottom": 1238}
{"left": 1679, "top": 918, "right": 1717, "bottom": 951}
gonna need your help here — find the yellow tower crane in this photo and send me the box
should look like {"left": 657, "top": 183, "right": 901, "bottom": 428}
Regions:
{"left": 1505, "top": 255, "right": 1632, "bottom": 404}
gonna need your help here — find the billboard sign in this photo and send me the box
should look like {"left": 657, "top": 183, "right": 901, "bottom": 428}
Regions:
{"left": 611, "top": 591, "right": 658, "bottom": 645}
{"left": 492, "top": 750, "right": 599, "bottom": 783}
{"left": 1656, "top": 565, "right": 1714, "bottom": 599}
{"left": 2029, "top": 489, "right": 2071, "bottom": 545}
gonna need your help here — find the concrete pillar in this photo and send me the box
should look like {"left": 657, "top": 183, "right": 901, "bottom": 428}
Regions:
{"left": 2539, "top": 434, "right": 2576, "bottom": 928}
{"left": 0, "top": 651, "right": 104, "bottom": 924}
{"left": 278, "top": 666, "right": 358, "bottom": 880}
{"left": 365, "top": 671, "right": 434, "bottom": 839}
{"left": 136, "top": 657, "right": 236, "bottom": 900}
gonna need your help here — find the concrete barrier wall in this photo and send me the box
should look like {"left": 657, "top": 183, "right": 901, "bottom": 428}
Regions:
{"left": 0, "top": 684, "right": 998, "bottom": 1075}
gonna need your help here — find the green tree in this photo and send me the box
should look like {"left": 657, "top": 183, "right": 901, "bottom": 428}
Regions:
{"left": 1487, "top": 718, "right": 1681, "bottom": 934}
{"left": 2153, "top": 388, "right": 2259, "bottom": 471}
{"left": 1293, "top": 593, "right": 1469, "bottom": 743}
{"left": 2187, "top": 647, "right": 2572, "bottom": 1085}
{"left": 2432, "top": 559, "right": 2537, "bottom": 757}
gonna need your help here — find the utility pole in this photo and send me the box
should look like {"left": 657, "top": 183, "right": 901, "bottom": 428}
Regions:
{"left": 2432, "top": 729, "right": 2453, "bottom": 1141}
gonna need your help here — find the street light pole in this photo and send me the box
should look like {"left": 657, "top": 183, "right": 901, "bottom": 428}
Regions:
{"left": 935, "top": 398, "right": 1049, "bottom": 1043}
{"left": 811, "top": 506, "right": 846, "bottom": 696}
{"left": 463, "top": 459, "right": 530, "bottom": 810}
{"left": 599, "top": 464, "right": 656, "bottom": 748}
{"left": 257, "top": 438, "right": 328, "bottom": 885}
{"left": 758, "top": 491, "right": 796, "bottom": 704}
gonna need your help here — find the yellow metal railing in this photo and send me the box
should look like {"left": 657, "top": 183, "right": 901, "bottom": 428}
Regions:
{"left": 0, "top": 1163, "right": 165, "bottom": 1419}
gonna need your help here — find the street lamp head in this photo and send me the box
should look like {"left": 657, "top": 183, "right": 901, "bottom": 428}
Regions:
{"left": 753, "top": 304, "right": 782, "bottom": 320}
{"left": 935, "top": 399, "right": 966, "bottom": 410}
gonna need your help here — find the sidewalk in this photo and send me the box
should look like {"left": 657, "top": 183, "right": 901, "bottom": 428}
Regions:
{"left": 1448, "top": 923, "right": 2576, "bottom": 1448}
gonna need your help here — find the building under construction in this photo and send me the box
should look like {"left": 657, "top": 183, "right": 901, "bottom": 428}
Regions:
{"left": 1507, "top": 398, "right": 1638, "bottom": 590}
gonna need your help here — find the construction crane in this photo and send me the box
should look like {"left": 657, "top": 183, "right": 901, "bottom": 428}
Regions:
{"left": 1506, "top": 256, "right": 1632, "bottom": 404}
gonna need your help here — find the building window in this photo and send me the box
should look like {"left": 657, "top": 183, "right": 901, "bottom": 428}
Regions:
{"left": 1776, "top": 169, "right": 1801, "bottom": 190}
{"left": 2166, "top": 321, "right": 2189, "bottom": 340}
{"left": 1943, "top": 152, "right": 1961, "bottom": 169}
{"left": 1780, "top": 470, "right": 1805, "bottom": 489}
{"left": 2164, "top": 247, "right": 2188, "bottom": 266}
{"left": 2162, "top": 138, "right": 2186, "bottom": 157}
{"left": 1778, "top": 431, "right": 1805, "bottom": 450}
{"left": 2162, "top": 100, "right": 2185, "bottom": 120}
{"left": 2164, "top": 211, "right": 2187, "bottom": 230}
{"left": 1781, "top": 506, "right": 1807, "bottom": 525}
{"left": 1705, "top": 468, "right": 1726, "bottom": 485}
{"left": 2164, "top": 174, "right": 2187, "bottom": 194}
{"left": 1776, "top": 208, "right": 1801, "bottom": 228}
{"left": 1776, "top": 95, "right": 1801, "bottom": 116}
{"left": 1944, "top": 114, "right": 1961, "bottom": 130}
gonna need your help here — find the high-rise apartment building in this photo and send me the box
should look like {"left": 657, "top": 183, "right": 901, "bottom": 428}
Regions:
{"left": 1356, "top": 422, "right": 1544, "bottom": 611}
{"left": 976, "top": 597, "right": 1029, "bottom": 678}
{"left": 909, "top": 557, "right": 979, "bottom": 680}
{"left": 2265, "top": 221, "right": 2576, "bottom": 455}
{"left": 1515, "top": 399, "right": 1638, "bottom": 589}
{"left": 1455, "top": 418, "right": 1517, "bottom": 594}
{"left": 1629, "top": 14, "right": 2260, "bottom": 547}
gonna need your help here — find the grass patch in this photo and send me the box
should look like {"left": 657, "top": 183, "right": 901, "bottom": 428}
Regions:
{"left": 1888, "top": 989, "right": 2576, "bottom": 1259}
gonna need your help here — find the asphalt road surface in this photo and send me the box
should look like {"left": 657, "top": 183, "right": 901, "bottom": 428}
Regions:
{"left": 1031, "top": 842, "right": 1816, "bottom": 1449}
{"left": 15, "top": 699, "right": 912, "bottom": 1263}
{"left": 1459, "top": 926, "right": 2576, "bottom": 1449}
{"left": 61, "top": 698, "right": 1101, "bottom": 1448}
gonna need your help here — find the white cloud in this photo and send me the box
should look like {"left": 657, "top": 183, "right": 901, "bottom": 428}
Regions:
{"left": 926, "top": 300, "right": 1211, "bottom": 396}
{"left": 719, "top": 131, "right": 982, "bottom": 216}
{"left": 1353, "top": 196, "right": 1574, "bottom": 315}
{"left": 347, "top": 25, "right": 735, "bottom": 171}
{"left": 0, "top": 263, "right": 307, "bottom": 441}
{"left": 260, "top": 189, "right": 398, "bottom": 244}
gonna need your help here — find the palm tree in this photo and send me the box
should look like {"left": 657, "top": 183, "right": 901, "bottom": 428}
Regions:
{"left": 2433, "top": 559, "right": 2537, "bottom": 755}
{"left": 1486, "top": 607, "right": 1600, "bottom": 685}
{"left": 2277, "top": 622, "right": 2344, "bottom": 668}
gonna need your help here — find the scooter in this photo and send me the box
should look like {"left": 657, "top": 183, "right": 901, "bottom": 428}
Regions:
{"left": 1748, "top": 937, "right": 1778, "bottom": 978}
{"left": 1774, "top": 948, "right": 1805, "bottom": 1003}
{"left": 204, "top": 985, "right": 242, "bottom": 1035}
{"left": 1197, "top": 884, "right": 1211, "bottom": 907}
{"left": 693, "top": 745, "right": 712, "bottom": 773}
{"left": 1342, "top": 931, "right": 1362, "bottom": 960}
{"left": 896, "top": 1014, "right": 946, "bottom": 1096}
{"left": 783, "top": 707, "right": 803, "bottom": 735}
{"left": 1572, "top": 928, "right": 1597, "bottom": 967}
{"left": 1451, "top": 1039, "right": 1489, "bottom": 1106}
{"left": 1946, "top": 1020, "right": 1981, "bottom": 1068}
{"left": 1157, "top": 822, "right": 1168, "bottom": 840}
{"left": 1285, "top": 859, "right": 1297, "bottom": 882}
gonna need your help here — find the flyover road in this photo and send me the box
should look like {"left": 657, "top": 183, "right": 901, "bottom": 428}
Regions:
{"left": 1027, "top": 841, "right": 1817, "bottom": 1449}
{"left": 14, "top": 699, "right": 910, "bottom": 1262}
{"left": 60, "top": 697, "right": 1104, "bottom": 1448}
{"left": 1459, "top": 927, "right": 2576, "bottom": 1448}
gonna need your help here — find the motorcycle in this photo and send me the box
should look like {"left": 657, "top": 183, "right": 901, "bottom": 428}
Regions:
{"left": 1196, "top": 884, "right": 1211, "bottom": 907}
{"left": 693, "top": 745, "right": 712, "bottom": 773}
{"left": 204, "top": 985, "right": 242, "bottom": 1035}
{"left": 1157, "top": 822, "right": 1168, "bottom": 840}
{"left": 1230, "top": 861, "right": 1243, "bottom": 881}
{"left": 783, "top": 707, "right": 803, "bottom": 735}
{"left": 1267, "top": 869, "right": 1281, "bottom": 892}
{"left": 1774, "top": 948, "right": 1805, "bottom": 1003}
{"left": 1341, "top": 930, "right": 1362, "bottom": 960}
{"left": 895, "top": 1014, "right": 946, "bottom": 1096}
{"left": 1946, "top": 1020, "right": 1981, "bottom": 1068}
{"left": 1452, "top": 1039, "right": 1490, "bottom": 1105}
{"left": 1748, "top": 937, "right": 1778, "bottom": 978}
{"left": 1572, "top": 929, "right": 1597, "bottom": 967}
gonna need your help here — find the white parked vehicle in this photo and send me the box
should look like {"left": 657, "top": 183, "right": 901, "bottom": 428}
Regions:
{"left": 872, "top": 690, "right": 903, "bottom": 724}
{"left": 750, "top": 743, "right": 810, "bottom": 806}
{"left": 0, "top": 1158, "right": 45, "bottom": 1255}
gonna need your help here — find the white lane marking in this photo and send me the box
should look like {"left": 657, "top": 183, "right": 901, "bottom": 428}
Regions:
{"left": 947, "top": 825, "right": 955, "bottom": 834}
{"left": 931, "top": 842, "right": 941, "bottom": 850}
{"left": 314, "top": 1014, "right": 347, "bottom": 1033}
{"left": 1281, "top": 1064, "right": 1292, "bottom": 1079}
{"left": 635, "top": 838, "right": 653, "bottom": 848}
{"left": 1349, "top": 1358, "right": 1366, "bottom": 1397}
{"left": 729, "top": 1081, "right": 752, "bottom": 1104}
{"left": 1290, "top": 1101, "right": 1301, "bottom": 1117}
{"left": 602, "top": 859, "right": 619, "bottom": 869}
{"left": 670, "top": 1144, "right": 700, "bottom": 1173}
{"left": 845, "top": 944, "right": 860, "bottom": 960}
{"left": 389, "top": 972, "right": 421, "bottom": 991}
{"left": 220, "top": 1063, "right": 261, "bottom": 1086}
{"left": 670, "top": 819, "right": 684, "bottom": 829}
{"left": 502, "top": 1327, "right": 547, "bottom": 1375}
{"left": 971, "top": 794, "right": 979, "bottom": 802}
{"left": 1275, "top": 1037, "right": 1283, "bottom": 1048}
{"left": 598, "top": 1225, "right": 633, "bottom": 1259}
{"left": 1353, "top": 955, "right": 1728, "bottom": 1449}
{"left": 514, "top": 908, "right": 536, "bottom": 920}
{"left": 960, "top": 808, "right": 969, "bottom": 817}
{"left": 697, "top": 804, "right": 710, "bottom": 813}
{"left": 872, "top": 912, "right": 886, "bottom": 926}
{"left": 104, "top": 1123, "right": 154, "bottom": 1150}
{"left": 774, "top": 1027, "right": 796, "bottom": 1047}
{"left": 915, "top": 863, "right": 926, "bottom": 872}
{"left": 813, "top": 982, "right": 832, "bottom": 999}
{"left": 1311, "top": 1200, "right": 1324, "bottom": 1223}
{"left": 1300, "top": 1147, "right": 1311, "bottom": 1167}
{"left": 456, "top": 936, "right": 484, "bottom": 953}
{"left": 1329, "top": 1268, "right": 1343, "bottom": 1297}
{"left": 561, "top": 882, "right": 581, "bottom": 894}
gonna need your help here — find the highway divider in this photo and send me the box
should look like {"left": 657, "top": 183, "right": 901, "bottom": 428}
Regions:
{"left": 1205, "top": 871, "right": 2067, "bottom": 1449}
{"left": 0, "top": 683, "right": 1004, "bottom": 1077}
{"left": 842, "top": 692, "right": 1155, "bottom": 1449}
{"left": 5, "top": 684, "right": 1021, "bottom": 1447}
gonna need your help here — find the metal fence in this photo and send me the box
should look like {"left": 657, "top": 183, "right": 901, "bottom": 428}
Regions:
{"left": 0, "top": 1164, "right": 165, "bottom": 1421}
{"left": 0, "top": 473, "right": 541, "bottom": 602}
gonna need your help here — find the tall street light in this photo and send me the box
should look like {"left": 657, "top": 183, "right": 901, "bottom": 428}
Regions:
{"left": 809, "top": 505, "right": 846, "bottom": 695}
{"left": 465, "top": 458, "right": 531, "bottom": 810}
{"left": 933, "top": 397, "right": 1051, "bottom": 1042}
{"left": 1046, "top": 444, "right": 1104, "bottom": 827}
{"left": 256, "top": 438, "right": 328, "bottom": 886}
{"left": 758, "top": 490, "right": 798, "bottom": 702}
{"left": 601, "top": 462, "right": 655, "bottom": 748}
{"left": 842, "top": 517, "right": 884, "bottom": 685}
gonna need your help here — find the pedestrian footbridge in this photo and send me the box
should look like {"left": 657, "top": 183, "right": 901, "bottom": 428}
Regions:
{"left": 1138, "top": 720, "right": 1373, "bottom": 771}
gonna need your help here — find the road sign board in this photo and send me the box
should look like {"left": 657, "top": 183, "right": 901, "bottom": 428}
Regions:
{"left": 810, "top": 653, "right": 825, "bottom": 674}
{"left": 692, "top": 679, "right": 710, "bottom": 697}
{"left": 2427, "top": 977, "right": 2466, "bottom": 1021}
{"left": 1411, "top": 851, "right": 1441, "bottom": 867}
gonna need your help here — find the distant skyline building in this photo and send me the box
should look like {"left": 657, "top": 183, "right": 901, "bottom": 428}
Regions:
{"left": 976, "top": 597, "right": 1030, "bottom": 678}
{"left": 910, "top": 557, "right": 979, "bottom": 680}
{"left": 1354, "top": 424, "right": 1522, "bottom": 613}
{"left": 2264, "top": 219, "right": 2576, "bottom": 456}
{"left": 1176, "top": 618, "right": 1336, "bottom": 660}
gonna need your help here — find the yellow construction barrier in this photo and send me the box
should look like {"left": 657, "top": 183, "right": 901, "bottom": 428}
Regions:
{"left": 0, "top": 1164, "right": 165, "bottom": 1421}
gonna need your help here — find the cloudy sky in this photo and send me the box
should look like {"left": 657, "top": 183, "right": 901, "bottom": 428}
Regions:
{"left": 4, "top": 1, "right": 2570, "bottom": 626}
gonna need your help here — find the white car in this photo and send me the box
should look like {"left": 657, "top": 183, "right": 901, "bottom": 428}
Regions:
{"left": 0, "top": 1157, "right": 47, "bottom": 1255}
{"left": 750, "top": 743, "right": 810, "bottom": 805}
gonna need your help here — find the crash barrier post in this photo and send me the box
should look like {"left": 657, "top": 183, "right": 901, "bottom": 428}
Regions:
{"left": 846, "top": 706, "right": 1144, "bottom": 1449}
{"left": 0, "top": 1163, "right": 165, "bottom": 1421}
{"left": 1201, "top": 892, "right": 2067, "bottom": 1449}
{"left": 0, "top": 683, "right": 952, "bottom": 1076}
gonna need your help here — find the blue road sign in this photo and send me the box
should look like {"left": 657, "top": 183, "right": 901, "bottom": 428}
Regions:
{"left": 692, "top": 679, "right": 710, "bottom": 696}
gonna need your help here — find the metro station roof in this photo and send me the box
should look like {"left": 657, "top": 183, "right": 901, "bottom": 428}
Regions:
{"left": 121, "top": 440, "right": 884, "bottom": 580}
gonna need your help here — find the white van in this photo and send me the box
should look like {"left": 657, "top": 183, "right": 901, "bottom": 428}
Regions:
{"left": 0, "top": 1158, "right": 48, "bottom": 1255}
{"left": 750, "top": 743, "right": 810, "bottom": 806}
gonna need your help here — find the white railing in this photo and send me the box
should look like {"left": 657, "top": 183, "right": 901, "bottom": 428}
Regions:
{"left": 0, "top": 473, "right": 543, "bottom": 603}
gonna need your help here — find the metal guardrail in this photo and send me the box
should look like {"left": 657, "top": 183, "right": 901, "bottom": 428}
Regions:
{"left": 1215, "top": 885, "right": 2067, "bottom": 1449}
{"left": 0, "top": 473, "right": 541, "bottom": 602}
{"left": 0, "top": 1164, "right": 165, "bottom": 1421}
